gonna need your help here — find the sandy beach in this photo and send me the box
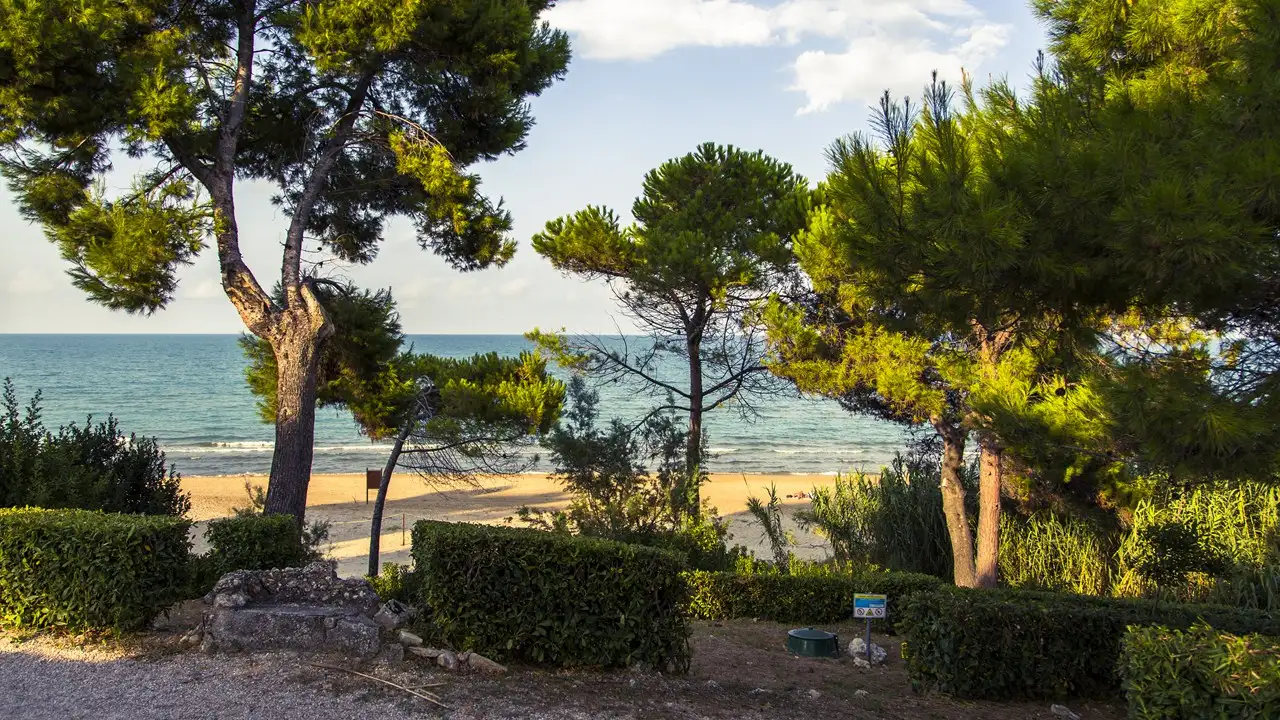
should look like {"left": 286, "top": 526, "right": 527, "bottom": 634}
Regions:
{"left": 184, "top": 472, "right": 839, "bottom": 577}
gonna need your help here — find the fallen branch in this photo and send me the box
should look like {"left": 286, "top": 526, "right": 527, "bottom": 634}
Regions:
{"left": 305, "top": 662, "right": 449, "bottom": 709}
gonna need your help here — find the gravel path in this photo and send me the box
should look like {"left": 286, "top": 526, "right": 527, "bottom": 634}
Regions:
{"left": 0, "top": 641, "right": 613, "bottom": 720}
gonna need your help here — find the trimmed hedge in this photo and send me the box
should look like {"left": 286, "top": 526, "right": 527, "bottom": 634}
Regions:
{"left": 412, "top": 520, "right": 690, "bottom": 671}
{"left": 684, "top": 569, "right": 943, "bottom": 632}
{"left": 0, "top": 508, "right": 191, "bottom": 631}
{"left": 204, "top": 514, "right": 306, "bottom": 574}
{"left": 1121, "top": 624, "right": 1280, "bottom": 719}
{"left": 900, "top": 587, "right": 1280, "bottom": 701}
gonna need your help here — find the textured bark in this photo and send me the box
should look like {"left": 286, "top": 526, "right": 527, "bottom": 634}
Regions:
{"left": 975, "top": 435, "right": 1003, "bottom": 589}
{"left": 684, "top": 335, "right": 704, "bottom": 518}
{"left": 935, "top": 422, "right": 977, "bottom": 588}
{"left": 368, "top": 423, "right": 411, "bottom": 577}
{"left": 263, "top": 292, "right": 333, "bottom": 521}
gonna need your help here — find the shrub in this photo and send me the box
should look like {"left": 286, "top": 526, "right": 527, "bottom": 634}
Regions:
{"left": 899, "top": 587, "right": 1280, "bottom": 701}
{"left": 0, "top": 508, "right": 191, "bottom": 631}
{"left": 0, "top": 379, "right": 190, "bottom": 516}
{"left": 412, "top": 520, "right": 690, "bottom": 670}
{"left": 797, "top": 442, "right": 971, "bottom": 580}
{"left": 685, "top": 568, "right": 943, "bottom": 632}
{"left": 367, "top": 562, "right": 422, "bottom": 605}
{"left": 202, "top": 514, "right": 307, "bottom": 580}
{"left": 1121, "top": 624, "right": 1280, "bottom": 719}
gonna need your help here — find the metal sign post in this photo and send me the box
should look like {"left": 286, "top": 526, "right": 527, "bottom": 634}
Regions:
{"left": 853, "top": 593, "right": 887, "bottom": 664}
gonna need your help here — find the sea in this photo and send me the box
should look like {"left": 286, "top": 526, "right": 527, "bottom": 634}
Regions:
{"left": 0, "top": 335, "right": 909, "bottom": 477}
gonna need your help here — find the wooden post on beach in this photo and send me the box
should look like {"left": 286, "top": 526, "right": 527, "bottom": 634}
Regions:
{"left": 402, "top": 512, "right": 406, "bottom": 546}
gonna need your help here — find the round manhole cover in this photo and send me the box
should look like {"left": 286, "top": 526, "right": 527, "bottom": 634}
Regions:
{"left": 786, "top": 627, "right": 840, "bottom": 658}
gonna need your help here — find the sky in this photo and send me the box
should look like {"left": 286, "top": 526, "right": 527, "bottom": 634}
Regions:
{"left": 0, "top": 0, "right": 1049, "bottom": 335}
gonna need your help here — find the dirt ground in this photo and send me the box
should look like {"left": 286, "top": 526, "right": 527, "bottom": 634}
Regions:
{"left": 1, "top": 611, "right": 1126, "bottom": 720}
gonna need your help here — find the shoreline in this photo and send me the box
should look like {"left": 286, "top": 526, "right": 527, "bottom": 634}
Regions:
{"left": 184, "top": 472, "right": 840, "bottom": 577}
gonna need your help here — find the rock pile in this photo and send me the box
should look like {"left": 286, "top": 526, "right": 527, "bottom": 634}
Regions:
{"left": 194, "top": 561, "right": 383, "bottom": 657}
{"left": 846, "top": 638, "right": 888, "bottom": 668}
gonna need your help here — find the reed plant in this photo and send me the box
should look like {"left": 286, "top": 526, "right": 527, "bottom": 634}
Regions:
{"left": 998, "top": 513, "right": 1113, "bottom": 595}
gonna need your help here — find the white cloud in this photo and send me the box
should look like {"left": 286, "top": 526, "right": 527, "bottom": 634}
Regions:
{"left": 546, "top": 0, "right": 1011, "bottom": 113}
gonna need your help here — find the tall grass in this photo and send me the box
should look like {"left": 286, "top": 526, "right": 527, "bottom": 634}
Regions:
{"left": 1112, "top": 481, "right": 1280, "bottom": 610}
{"left": 798, "top": 450, "right": 967, "bottom": 581}
{"left": 999, "top": 513, "right": 1113, "bottom": 595}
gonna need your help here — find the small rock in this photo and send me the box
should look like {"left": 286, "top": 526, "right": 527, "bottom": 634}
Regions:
{"left": 179, "top": 628, "right": 202, "bottom": 649}
{"left": 374, "top": 600, "right": 415, "bottom": 631}
{"left": 1051, "top": 705, "right": 1082, "bottom": 720}
{"left": 705, "top": 680, "right": 721, "bottom": 690}
{"left": 466, "top": 652, "right": 508, "bottom": 675}
{"left": 457, "top": 650, "right": 472, "bottom": 663}
{"left": 847, "top": 638, "right": 888, "bottom": 667}
{"left": 437, "top": 649, "right": 459, "bottom": 671}
{"left": 397, "top": 630, "right": 424, "bottom": 647}
{"left": 854, "top": 689, "right": 869, "bottom": 699}
{"left": 408, "top": 646, "right": 443, "bottom": 660}
{"left": 375, "top": 643, "right": 404, "bottom": 665}
{"left": 749, "top": 688, "right": 769, "bottom": 695}
{"left": 807, "top": 689, "right": 821, "bottom": 700}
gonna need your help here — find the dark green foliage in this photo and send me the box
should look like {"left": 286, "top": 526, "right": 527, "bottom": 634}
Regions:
{"left": 1134, "top": 520, "right": 1230, "bottom": 589}
{"left": 684, "top": 569, "right": 943, "bottom": 633}
{"left": 0, "top": 508, "right": 191, "bottom": 631}
{"left": 0, "top": 379, "right": 189, "bottom": 516}
{"left": 202, "top": 514, "right": 307, "bottom": 577}
{"left": 367, "top": 562, "right": 422, "bottom": 605}
{"left": 1121, "top": 624, "right": 1280, "bottom": 720}
{"left": 411, "top": 520, "right": 690, "bottom": 671}
{"left": 898, "top": 587, "right": 1280, "bottom": 700}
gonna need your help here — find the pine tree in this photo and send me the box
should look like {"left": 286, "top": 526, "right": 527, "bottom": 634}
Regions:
{"left": 530, "top": 143, "right": 811, "bottom": 517}
{"left": 0, "top": 0, "right": 570, "bottom": 521}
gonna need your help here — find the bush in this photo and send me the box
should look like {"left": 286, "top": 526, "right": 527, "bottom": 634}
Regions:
{"left": 1121, "top": 624, "right": 1280, "bottom": 719}
{"left": 0, "top": 379, "right": 190, "bottom": 516}
{"left": 685, "top": 569, "right": 943, "bottom": 632}
{"left": 899, "top": 587, "right": 1280, "bottom": 700}
{"left": 201, "top": 514, "right": 307, "bottom": 580}
{"left": 412, "top": 520, "right": 690, "bottom": 670}
{"left": 367, "top": 562, "right": 422, "bottom": 605}
{"left": 798, "top": 441, "right": 972, "bottom": 580}
{"left": 0, "top": 508, "right": 191, "bottom": 631}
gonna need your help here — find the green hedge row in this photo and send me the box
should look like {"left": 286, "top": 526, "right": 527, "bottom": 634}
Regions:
{"left": 684, "top": 569, "right": 942, "bottom": 632}
{"left": 1121, "top": 624, "right": 1280, "bottom": 719}
{"left": 412, "top": 520, "right": 690, "bottom": 671}
{"left": 0, "top": 508, "right": 191, "bottom": 631}
{"left": 190, "top": 514, "right": 309, "bottom": 594}
{"left": 899, "top": 587, "right": 1280, "bottom": 701}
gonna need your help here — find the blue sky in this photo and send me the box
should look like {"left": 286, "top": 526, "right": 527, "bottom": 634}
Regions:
{"left": 0, "top": 0, "right": 1048, "bottom": 334}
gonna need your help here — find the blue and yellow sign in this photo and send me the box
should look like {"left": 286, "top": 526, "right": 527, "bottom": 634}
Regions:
{"left": 853, "top": 593, "right": 887, "bottom": 618}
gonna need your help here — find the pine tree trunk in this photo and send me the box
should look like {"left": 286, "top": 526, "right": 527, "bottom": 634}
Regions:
{"left": 368, "top": 424, "right": 410, "bottom": 578}
{"left": 936, "top": 423, "right": 977, "bottom": 588}
{"left": 684, "top": 338, "right": 704, "bottom": 519}
{"left": 975, "top": 435, "right": 1003, "bottom": 589}
{"left": 263, "top": 309, "right": 329, "bottom": 522}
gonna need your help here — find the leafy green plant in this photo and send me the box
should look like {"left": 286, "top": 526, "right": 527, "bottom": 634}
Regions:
{"left": 0, "top": 508, "right": 191, "bottom": 631}
{"left": 684, "top": 568, "right": 942, "bottom": 633}
{"left": 229, "top": 482, "right": 330, "bottom": 565}
{"left": 0, "top": 379, "right": 189, "bottom": 516}
{"left": 898, "top": 587, "right": 1280, "bottom": 701}
{"left": 745, "top": 481, "right": 794, "bottom": 573}
{"left": 367, "top": 562, "right": 422, "bottom": 605}
{"left": 1121, "top": 624, "right": 1280, "bottom": 719}
{"left": 201, "top": 514, "right": 308, "bottom": 583}
{"left": 412, "top": 520, "right": 690, "bottom": 671}
{"left": 798, "top": 444, "right": 969, "bottom": 580}
{"left": 520, "top": 377, "right": 745, "bottom": 570}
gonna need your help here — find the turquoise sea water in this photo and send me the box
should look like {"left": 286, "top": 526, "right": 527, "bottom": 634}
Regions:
{"left": 0, "top": 334, "right": 908, "bottom": 477}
